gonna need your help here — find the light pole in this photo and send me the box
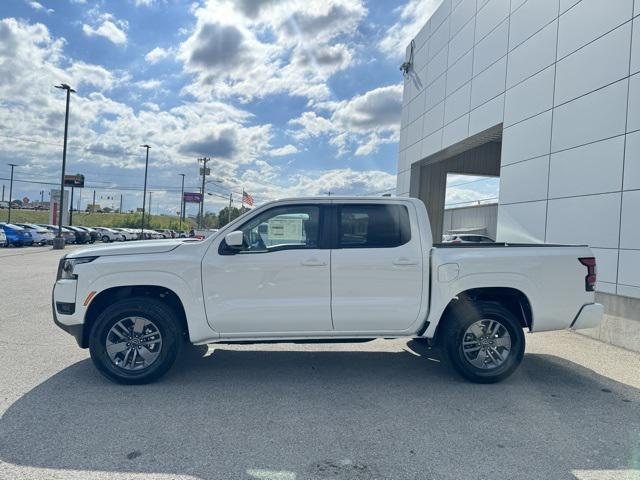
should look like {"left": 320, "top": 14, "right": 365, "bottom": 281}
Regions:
{"left": 178, "top": 173, "right": 185, "bottom": 231}
{"left": 6, "top": 163, "right": 17, "bottom": 223}
{"left": 53, "top": 83, "right": 75, "bottom": 249}
{"left": 140, "top": 144, "right": 151, "bottom": 239}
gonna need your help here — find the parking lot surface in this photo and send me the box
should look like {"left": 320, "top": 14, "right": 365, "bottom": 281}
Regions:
{"left": 0, "top": 246, "right": 639, "bottom": 480}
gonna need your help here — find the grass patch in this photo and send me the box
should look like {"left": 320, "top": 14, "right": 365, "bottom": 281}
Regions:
{"left": 0, "top": 210, "right": 196, "bottom": 230}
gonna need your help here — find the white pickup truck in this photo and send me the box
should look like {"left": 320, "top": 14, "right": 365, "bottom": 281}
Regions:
{"left": 53, "top": 197, "right": 603, "bottom": 384}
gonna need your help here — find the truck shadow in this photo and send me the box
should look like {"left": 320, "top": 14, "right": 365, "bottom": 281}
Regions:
{"left": 1, "top": 344, "right": 639, "bottom": 479}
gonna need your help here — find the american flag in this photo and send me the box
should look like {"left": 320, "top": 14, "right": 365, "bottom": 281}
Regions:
{"left": 242, "top": 190, "right": 254, "bottom": 207}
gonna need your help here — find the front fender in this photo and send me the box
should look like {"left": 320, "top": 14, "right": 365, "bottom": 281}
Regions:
{"left": 81, "top": 271, "right": 218, "bottom": 344}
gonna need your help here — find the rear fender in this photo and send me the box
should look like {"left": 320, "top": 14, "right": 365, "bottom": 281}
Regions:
{"left": 424, "top": 273, "right": 536, "bottom": 338}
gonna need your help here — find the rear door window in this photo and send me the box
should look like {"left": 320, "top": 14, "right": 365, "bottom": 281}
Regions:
{"left": 338, "top": 204, "right": 411, "bottom": 248}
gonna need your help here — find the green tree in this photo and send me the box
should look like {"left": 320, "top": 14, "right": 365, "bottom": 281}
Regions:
{"left": 217, "top": 206, "right": 242, "bottom": 228}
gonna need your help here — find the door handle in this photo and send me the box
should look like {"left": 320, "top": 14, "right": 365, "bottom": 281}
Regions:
{"left": 393, "top": 257, "right": 417, "bottom": 266}
{"left": 301, "top": 258, "right": 327, "bottom": 267}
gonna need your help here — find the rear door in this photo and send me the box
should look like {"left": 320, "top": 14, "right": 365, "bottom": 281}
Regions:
{"left": 330, "top": 201, "right": 424, "bottom": 333}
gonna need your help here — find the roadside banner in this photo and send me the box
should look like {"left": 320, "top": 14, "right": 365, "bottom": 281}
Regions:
{"left": 183, "top": 192, "right": 203, "bottom": 203}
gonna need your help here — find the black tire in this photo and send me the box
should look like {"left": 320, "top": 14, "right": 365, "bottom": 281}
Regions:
{"left": 441, "top": 301, "right": 525, "bottom": 384}
{"left": 101, "top": 235, "right": 110, "bottom": 243}
{"left": 89, "top": 297, "right": 182, "bottom": 384}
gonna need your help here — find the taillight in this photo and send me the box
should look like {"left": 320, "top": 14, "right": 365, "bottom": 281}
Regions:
{"left": 579, "top": 257, "right": 596, "bottom": 292}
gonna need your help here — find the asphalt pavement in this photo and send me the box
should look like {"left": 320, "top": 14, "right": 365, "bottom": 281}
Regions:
{"left": 0, "top": 246, "right": 639, "bottom": 480}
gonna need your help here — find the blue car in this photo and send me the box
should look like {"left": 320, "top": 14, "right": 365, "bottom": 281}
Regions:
{"left": 0, "top": 223, "right": 34, "bottom": 247}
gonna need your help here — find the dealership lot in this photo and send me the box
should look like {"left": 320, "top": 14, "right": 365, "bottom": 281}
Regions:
{"left": 0, "top": 247, "right": 639, "bottom": 480}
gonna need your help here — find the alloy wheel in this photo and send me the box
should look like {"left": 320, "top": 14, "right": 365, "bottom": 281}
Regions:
{"left": 461, "top": 319, "right": 511, "bottom": 369}
{"left": 105, "top": 316, "right": 163, "bottom": 371}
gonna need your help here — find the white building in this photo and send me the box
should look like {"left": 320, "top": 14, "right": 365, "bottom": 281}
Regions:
{"left": 397, "top": 0, "right": 640, "bottom": 350}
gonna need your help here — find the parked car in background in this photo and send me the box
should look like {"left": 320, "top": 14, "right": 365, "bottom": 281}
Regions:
{"left": 38, "top": 225, "right": 76, "bottom": 244}
{"left": 93, "top": 227, "right": 124, "bottom": 243}
{"left": 125, "top": 228, "right": 141, "bottom": 240}
{"left": 142, "top": 230, "right": 163, "bottom": 240}
{"left": 0, "top": 223, "right": 34, "bottom": 247}
{"left": 177, "top": 230, "right": 188, "bottom": 238}
{"left": 76, "top": 226, "right": 99, "bottom": 244}
{"left": 111, "top": 228, "right": 137, "bottom": 241}
{"left": 0, "top": 228, "right": 7, "bottom": 247}
{"left": 15, "top": 223, "right": 55, "bottom": 245}
{"left": 0, "top": 201, "right": 9, "bottom": 209}
{"left": 442, "top": 234, "right": 495, "bottom": 244}
{"left": 155, "top": 229, "right": 174, "bottom": 239}
{"left": 65, "top": 226, "right": 91, "bottom": 244}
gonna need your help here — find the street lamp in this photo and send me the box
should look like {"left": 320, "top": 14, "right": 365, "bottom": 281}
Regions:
{"left": 178, "top": 173, "right": 185, "bottom": 231}
{"left": 140, "top": 144, "right": 151, "bottom": 240}
{"left": 6, "top": 163, "right": 17, "bottom": 223}
{"left": 53, "top": 83, "right": 75, "bottom": 250}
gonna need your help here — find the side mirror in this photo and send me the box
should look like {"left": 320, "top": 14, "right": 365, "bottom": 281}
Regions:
{"left": 225, "top": 230, "right": 244, "bottom": 248}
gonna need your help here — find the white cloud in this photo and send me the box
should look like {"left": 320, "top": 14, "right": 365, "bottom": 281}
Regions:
{"left": 135, "top": 79, "right": 162, "bottom": 90}
{"left": 134, "top": 0, "right": 156, "bottom": 5}
{"left": 178, "top": 0, "right": 367, "bottom": 101}
{"left": 82, "top": 13, "right": 128, "bottom": 45}
{"left": 289, "top": 84, "right": 402, "bottom": 156}
{"left": 240, "top": 167, "right": 397, "bottom": 200}
{"left": 378, "top": 0, "right": 442, "bottom": 57}
{"left": 68, "top": 61, "right": 116, "bottom": 90}
{"left": 24, "top": 1, "right": 54, "bottom": 13}
{"left": 269, "top": 144, "right": 299, "bottom": 156}
{"left": 145, "top": 46, "right": 170, "bottom": 64}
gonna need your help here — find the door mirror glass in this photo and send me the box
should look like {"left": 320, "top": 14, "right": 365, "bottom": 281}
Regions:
{"left": 225, "top": 230, "right": 244, "bottom": 247}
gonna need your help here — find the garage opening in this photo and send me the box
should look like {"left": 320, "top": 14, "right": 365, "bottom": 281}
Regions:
{"left": 409, "top": 125, "right": 502, "bottom": 242}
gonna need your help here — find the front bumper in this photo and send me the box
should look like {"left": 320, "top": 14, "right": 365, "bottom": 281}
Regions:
{"left": 52, "top": 290, "right": 84, "bottom": 347}
{"left": 570, "top": 303, "right": 604, "bottom": 330}
{"left": 52, "top": 275, "right": 86, "bottom": 348}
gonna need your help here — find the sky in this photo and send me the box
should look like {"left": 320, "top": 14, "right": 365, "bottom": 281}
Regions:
{"left": 0, "top": 0, "right": 496, "bottom": 216}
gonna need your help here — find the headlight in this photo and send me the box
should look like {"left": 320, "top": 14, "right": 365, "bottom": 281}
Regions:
{"left": 57, "top": 256, "right": 97, "bottom": 280}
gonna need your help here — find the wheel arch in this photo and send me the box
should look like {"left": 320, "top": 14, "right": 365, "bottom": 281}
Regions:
{"left": 431, "top": 287, "right": 533, "bottom": 345}
{"left": 82, "top": 285, "right": 189, "bottom": 348}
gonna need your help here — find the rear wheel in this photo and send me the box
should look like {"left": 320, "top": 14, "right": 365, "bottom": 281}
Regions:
{"left": 101, "top": 235, "right": 110, "bottom": 243}
{"left": 441, "top": 301, "right": 525, "bottom": 383}
{"left": 89, "top": 297, "right": 182, "bottom": 384}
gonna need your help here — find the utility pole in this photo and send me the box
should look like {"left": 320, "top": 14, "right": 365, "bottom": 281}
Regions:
{"left": 92, "top": 189, "right": 96, "bottom": 213}
{"left": 120, "top": 194, "right": 123, "bottom": 213}
{"left": 228, "top": 192, "right": 233, "bottom": 225}
{"left": 1, "top": 184, "right": 4, "bottom": 202}
{"left": 7, "top": 163, "right": 17, "bottom": 223}
{"left": 53, "top": 83, "right": 75, "bottom": 249}
{"left": 198, "top": 157, "right": 210, "bottom": 228}
{"left": 178, "top": 173, "right": 185, "bottom": 230}
{"left": 140, "top": 145, "right": 151, "bottom": 238}
{"left": 40, "top": 190, "right": 44, "bottom": 203}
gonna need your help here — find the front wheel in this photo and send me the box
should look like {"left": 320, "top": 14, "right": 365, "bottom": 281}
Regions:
{"left": 441, "top": 301, "right": 525, "bottom": 383}
{"left": 89, "top": 297, "right": 182, "bottom": 384}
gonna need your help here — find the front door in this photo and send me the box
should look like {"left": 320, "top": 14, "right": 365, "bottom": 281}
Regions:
{"left": 202, "top": 204, "right": 332, "bottom": 335}
{"left": 331, "top": 202, "right": 424, "bottom": 333}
